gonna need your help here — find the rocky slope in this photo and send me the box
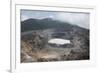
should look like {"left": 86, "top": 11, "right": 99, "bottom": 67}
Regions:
{"left": 21, "top": 18, "right": 89, "bottom": 63}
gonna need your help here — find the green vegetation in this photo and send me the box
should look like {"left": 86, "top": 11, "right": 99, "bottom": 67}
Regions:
{"left": 21, "top": 18, "right": 72, "bottom": 32}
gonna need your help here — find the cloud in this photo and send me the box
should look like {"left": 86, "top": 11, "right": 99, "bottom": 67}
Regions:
{"left": 21, "top": 15, "right": 29, "bottom": 21}
{"left": 54, "top": 13, "right": 89, "bottom": 29}
{"left": 21, "top": 10, "right": 89, "bottom": 29}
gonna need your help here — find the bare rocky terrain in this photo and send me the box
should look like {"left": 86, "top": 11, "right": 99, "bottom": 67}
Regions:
{"left": 21, "top": 18, "right": 89, "bottom": 63}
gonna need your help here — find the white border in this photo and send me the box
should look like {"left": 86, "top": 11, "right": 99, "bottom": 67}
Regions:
{"left": 11, "top": 4, "right": 96, "bottom": 73}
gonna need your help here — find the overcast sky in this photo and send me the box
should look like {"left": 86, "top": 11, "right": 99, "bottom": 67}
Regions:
{"left": 21, "top": 10, "right": 90, "bottom": 29}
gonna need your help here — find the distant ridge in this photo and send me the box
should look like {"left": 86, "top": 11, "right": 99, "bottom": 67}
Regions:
{"left": 21, "top": 18, "right": 88, "bottom": 32}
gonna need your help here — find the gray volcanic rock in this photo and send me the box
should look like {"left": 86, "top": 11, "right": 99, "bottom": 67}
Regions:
{"left": 21, "top": 18, "right": 89, "bottom": 62}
